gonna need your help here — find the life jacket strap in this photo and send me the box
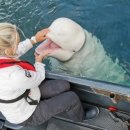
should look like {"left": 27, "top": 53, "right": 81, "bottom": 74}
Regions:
{"left": 0, "top": 89, "right": 38, "bottom": 105}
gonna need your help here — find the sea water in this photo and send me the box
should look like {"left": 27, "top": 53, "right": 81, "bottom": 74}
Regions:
{"left": 0, "top": 0, "right": 130, "bottom": 87}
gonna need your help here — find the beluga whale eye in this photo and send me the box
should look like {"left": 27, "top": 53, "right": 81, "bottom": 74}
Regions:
{"left": 73, "top": 50, "right": 76, "bottom": 52}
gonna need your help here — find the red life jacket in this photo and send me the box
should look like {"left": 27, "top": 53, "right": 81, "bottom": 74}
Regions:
{"left": 0, "top": 59, "right": 35, "bottom": 71}
{"left": 0, "top": 58, "right": 38, "bottom": 105}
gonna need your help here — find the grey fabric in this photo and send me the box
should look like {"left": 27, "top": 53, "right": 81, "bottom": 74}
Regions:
{"left": 22, "top": 80, "right": 84, "bottom": 127}
{"left": 39, "top": 80, "right": 70, "bottom": 99}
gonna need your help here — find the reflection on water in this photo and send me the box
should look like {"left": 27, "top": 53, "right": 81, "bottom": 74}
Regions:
{"left": 0, "top": 0, "right": 130, "bottom": 86}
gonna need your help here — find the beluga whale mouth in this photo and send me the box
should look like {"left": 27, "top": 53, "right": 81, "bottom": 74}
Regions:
{"left": 35, "top": 39, "right": 61, "bottom": 54}
{"left": 35, "top": 17, "right": 86, "bottom": 61}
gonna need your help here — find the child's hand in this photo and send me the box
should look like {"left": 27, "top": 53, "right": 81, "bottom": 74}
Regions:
{"left": 35, "top": 28, "right": 49, "bottom": 43}
{"left": 34, "top": 49, "right": 53, "bottom": 63}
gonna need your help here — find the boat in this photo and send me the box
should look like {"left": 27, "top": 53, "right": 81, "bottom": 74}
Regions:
{"left": 0, "top": 71, "right": 130, "bottom": 130}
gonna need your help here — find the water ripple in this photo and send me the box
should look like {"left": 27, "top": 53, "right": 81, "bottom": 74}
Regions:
{"left": 0, "top": 0, "right": 130, "bottom": 86}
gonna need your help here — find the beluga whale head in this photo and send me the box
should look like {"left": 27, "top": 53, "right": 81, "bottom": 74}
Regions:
{"left": 36, "top": 17, "right": 86, "bottom": 61}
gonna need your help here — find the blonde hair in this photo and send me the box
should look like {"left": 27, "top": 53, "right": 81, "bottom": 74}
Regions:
{"left": 0, "top": 23, "right": 17, "bottom": 55}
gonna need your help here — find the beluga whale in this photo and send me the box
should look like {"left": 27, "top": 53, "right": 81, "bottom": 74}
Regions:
{"left": 36, "top": 17, "right": 130, "bottom": 86}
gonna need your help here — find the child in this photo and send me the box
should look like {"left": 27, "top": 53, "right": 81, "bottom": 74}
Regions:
{"left": 0, "top": 23, "right": 84, "bottom": 127}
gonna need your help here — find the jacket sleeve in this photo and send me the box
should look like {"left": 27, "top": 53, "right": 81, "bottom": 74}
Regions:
{"left": 16, "top": 39, "right": 33, "bottom": 57}
{"left": 10, "top": 62, "right": 45, "bottom": 90}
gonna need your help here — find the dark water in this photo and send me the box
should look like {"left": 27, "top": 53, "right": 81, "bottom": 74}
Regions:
{"left": 0, "top": 0, "right": 130, "bottom": 86}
